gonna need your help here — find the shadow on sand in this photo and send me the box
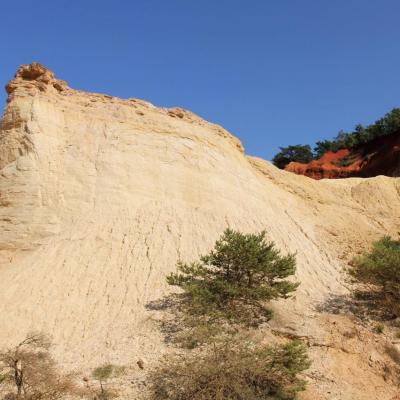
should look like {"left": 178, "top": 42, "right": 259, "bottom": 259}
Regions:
{"left": 315, "top": 290, "right": 397, "bottom": 323}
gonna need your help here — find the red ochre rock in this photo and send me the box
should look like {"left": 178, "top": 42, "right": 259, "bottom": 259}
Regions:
{"left": 285, "top": 132, "right": 400, "bottom": 179}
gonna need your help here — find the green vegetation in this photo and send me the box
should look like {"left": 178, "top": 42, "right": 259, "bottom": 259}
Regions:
{"left": 374, "top": 323, "right": 385, "bottom": 334}
{"left": 273, "top": 108, "right": 400, "bottom": 168}
{"left": 150, "top": 229, "right": 309, "bottom": 400}
{"left": 272, "top": 145, "right": 313, "bottom": 169}
{"left": 349, "top": 236, "right": 400, "bottom": 317}
{"left": 167, "top": 229, "right": 298, "bottom": 327}
{"left": 150, "top": 339, "right": 310, "bottom": 400}
{"left": 91, "top": 364, "right": 124, "bottom": 400}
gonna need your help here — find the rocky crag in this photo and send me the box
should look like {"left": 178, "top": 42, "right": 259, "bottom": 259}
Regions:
{"left": 285, "top": 132, "right": 400, "bottom": 179}
{"left": 1, "top": 63, "right": 400, "bottom": 399}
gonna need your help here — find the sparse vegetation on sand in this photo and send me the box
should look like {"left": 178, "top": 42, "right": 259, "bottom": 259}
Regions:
{"left": 148, "top": 229, "right": 309, "bottom": 400}
{"left": 150, "top": 338, "right": 310, "bottom": 400}
{"left": 349, "top": 236, "right": 400, "bottom": 318}
{"left": 0, "top": 333, "right": 76, "bottom": 400}
{"left": 90, "top": 363, "right": 125, "bottom": 400}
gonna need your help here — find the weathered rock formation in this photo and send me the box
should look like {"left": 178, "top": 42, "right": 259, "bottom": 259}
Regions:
{"left": 1, "top": 63, "right": 400, "bottom": 399}
{"left": 285, "top": 132, "right": 400, "bottom": 179}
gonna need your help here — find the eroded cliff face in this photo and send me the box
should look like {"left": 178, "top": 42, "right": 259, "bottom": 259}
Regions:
{"left": 1, "top": 63, "right": 400, "bottom": 399}
{"left": 285, "top": 132, "right": 400, "bottom": 179}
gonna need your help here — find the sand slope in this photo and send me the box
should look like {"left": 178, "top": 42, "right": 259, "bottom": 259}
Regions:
{"left": 1, "top": 63, "right": 399, "bottom": 399}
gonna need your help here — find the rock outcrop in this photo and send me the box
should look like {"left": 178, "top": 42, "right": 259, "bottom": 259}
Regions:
{"left": 285, "top": 132, "right": 400, "bottom": 179}
{"left": 5, "top": 61, "right": 68, "bottom": 96}
{"left": 1, "top": 63, "right": 400, "bottom": 399}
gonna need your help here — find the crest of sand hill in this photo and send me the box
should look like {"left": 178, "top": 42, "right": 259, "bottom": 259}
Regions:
{"left": 1, "top": 63, "right": 400, "bottom": 399}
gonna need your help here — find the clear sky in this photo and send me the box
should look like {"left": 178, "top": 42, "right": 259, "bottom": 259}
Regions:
{"left": 1, "top": 0, "right": 399, "bottom": 159}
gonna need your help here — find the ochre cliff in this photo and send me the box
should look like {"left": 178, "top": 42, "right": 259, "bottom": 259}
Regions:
{"left": 1, "top": 63, "right": 400, "bottom": 399}
{"left": 285, "top": 132, "right": 400, "bottom": 179}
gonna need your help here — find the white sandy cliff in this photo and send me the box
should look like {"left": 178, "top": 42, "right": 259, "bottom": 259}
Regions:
{"left": 0, "top": 63, "right": 399, "bottom": 399}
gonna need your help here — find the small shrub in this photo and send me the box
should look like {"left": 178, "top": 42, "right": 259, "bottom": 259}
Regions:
{"left": 149, "top": 339, "right": 310, "bottom": 400}
{"left": 374, "top": 323, "right": 384, "bottom": 334}
{"left": 0, "top": 332, "right": 76, "bottom": 400}
{"left": 91, "top": 364, "right": 124, "bottom": 400}
{"left": 167, "top": 229, "right": 298, "bottom": 327}
{"left": 349, "top": 236, "right": 400, "bottom": 316}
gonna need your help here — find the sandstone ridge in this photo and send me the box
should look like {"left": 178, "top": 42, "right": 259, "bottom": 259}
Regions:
{"left": 5, "top": 61, "right": 68, "bottom": 95}
{"left": 1, "top": 63, "right": 400, "bottom": 399}
{"left": 4, "top": 62, "right": 243, "bottom": 151}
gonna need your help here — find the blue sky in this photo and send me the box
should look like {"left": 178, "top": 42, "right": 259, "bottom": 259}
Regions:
{"left": 1, "top": 0, "right": 399, "bottom": 159}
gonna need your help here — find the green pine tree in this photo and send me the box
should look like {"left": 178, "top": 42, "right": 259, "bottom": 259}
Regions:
{"left": 167, "top": 229, "right": 298, "bottom": 324}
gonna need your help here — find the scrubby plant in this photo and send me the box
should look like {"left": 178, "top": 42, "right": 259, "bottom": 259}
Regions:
{"left": 0, "top": 332, "right": 75, "bottom": 400}
{"left": 349, "top": 236, "right": 400, "bottom": 317}
{"left": 167, "top": 229, "right": 298, "bottom": 327}
{"left": 374, "top": 323, "right": 385, "bottom": 334}
{"left": 149, "top": 338, "right": 310, "bottom": 400}
{"left": 91, "top": 364, "right": 124, "bottom": 400}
